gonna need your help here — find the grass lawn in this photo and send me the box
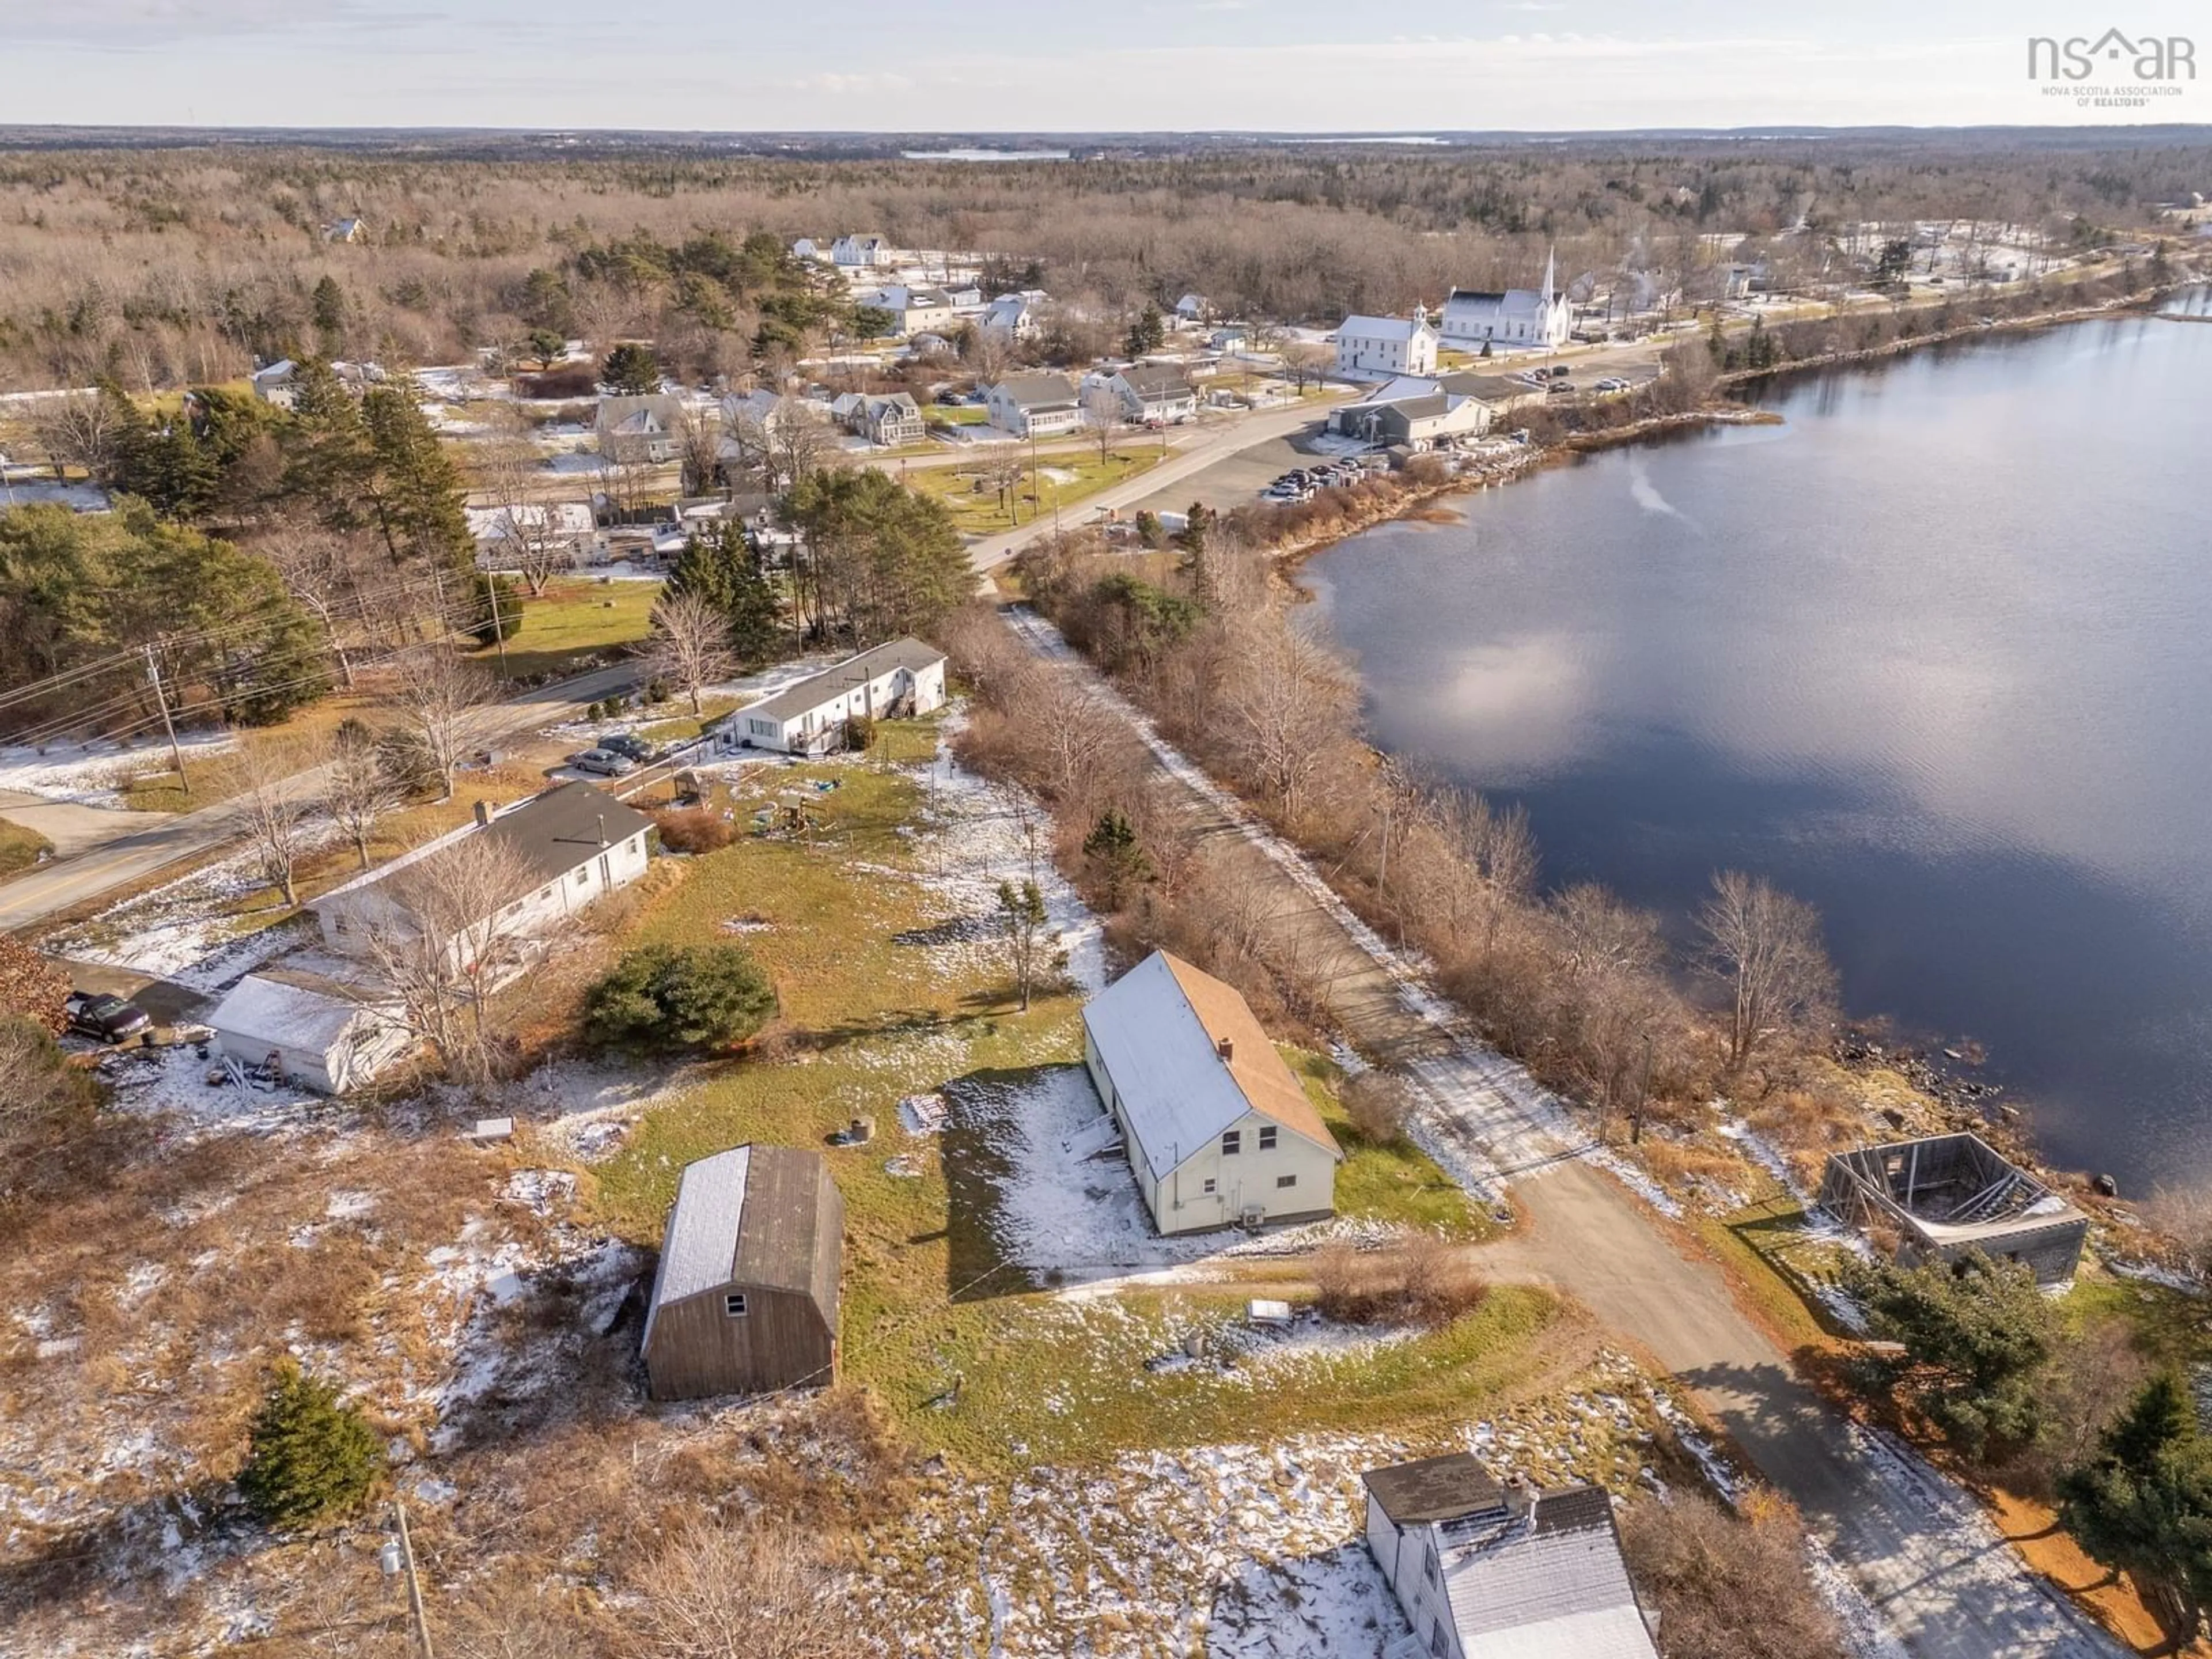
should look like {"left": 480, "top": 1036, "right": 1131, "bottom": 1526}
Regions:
{"left": 1708, "top": 1197, "right": 1855, "bottom": 1351}
{"left": 0, "top": 817, "right": 54, "bottom": 877}
{"left": 578, "top": 728, "right": 1560, "bottom": 1471}
{"left": 910, "top": 449, "right": 1163, "bottom": 535}
{"left": 1282, "top": 1047, "right": 1490, "bottom": 1239}
{"left": 473, "top": 576, "right": 663, "bottom": 681}
{"left": 926, "top": 406, "right": 990, "bottom": 427}
{"left": 117, "top": 690, "right": 388, "bottom": 813}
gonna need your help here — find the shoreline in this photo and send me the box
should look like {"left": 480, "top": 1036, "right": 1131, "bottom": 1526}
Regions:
{"left": 1265, "top": 283, "right": 2212, "bottom": 1211}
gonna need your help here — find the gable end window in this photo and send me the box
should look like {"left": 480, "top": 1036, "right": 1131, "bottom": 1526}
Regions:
{"left": 1221, "top": 1130, "right": 1241, "bottom": 1156}
{"left": 1277, "top": 1174, "right": 1297, "bottom": 1190}
{"left": 574, "top": 866, "right": 590, "bottom": 887}
{"left": 724, "top": 1293, "right": 748, "bottom": 1318}
{"left": 1258, "top": 1126, "right": 1278, "bottom": 1151}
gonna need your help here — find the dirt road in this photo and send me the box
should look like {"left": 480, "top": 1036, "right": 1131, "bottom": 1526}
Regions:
{"left": 1002, "top": 604, "right": 2120, "bottom": 1659}
{"left": 0, "top": 663, "right": 639, "bottom": 935}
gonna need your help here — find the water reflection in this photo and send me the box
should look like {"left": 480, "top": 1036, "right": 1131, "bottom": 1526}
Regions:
{"left": 1308, "top": 296, "right": 2212, "bottom": 1187}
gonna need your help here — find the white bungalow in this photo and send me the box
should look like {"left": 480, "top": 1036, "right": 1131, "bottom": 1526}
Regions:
{"left": 718, "top": 638, "right": 947, "bottom": 755}
{"left": 1082, "top": 951, "right": 1342, "bottom": 1237}
{"left": 1439, "top": 248, "right": 1572, "bottom": 351}
{"left": 1334, "top": 308, "right": 1438, "bottom": 378}
{"left": 251, "top": 359, "right": 300, "bottom": 409}
{"left": 984, "top": 373, "right": 1081, "bottom": 438}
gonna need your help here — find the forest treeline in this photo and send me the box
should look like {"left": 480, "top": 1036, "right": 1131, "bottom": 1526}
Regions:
{"left": 1, "top": 137, "right": 2204, "bottom": 391}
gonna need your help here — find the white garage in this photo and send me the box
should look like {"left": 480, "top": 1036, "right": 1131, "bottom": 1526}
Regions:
{"left": 208, "top": 968, "right": 412, "bottom": 1095}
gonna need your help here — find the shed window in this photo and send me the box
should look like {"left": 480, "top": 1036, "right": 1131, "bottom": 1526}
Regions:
{"left": 1258, "top": 1126, "right": 1278, "bottom": 1151}
{"left": 1429, "top": 1621, "right": 1449, "bottom": 1659}
{"left": 1425, "top": 1543, "right": 1440, "bottom": 1586}
{"left": 724, "top": 1293, "right": 748, "bottom": 1319}
{"left": 1221, "top": 1130, "right": 1241, "bottom": 1156}
{"left": 1275, "top": 1173, "right": 1298, "bottom": 1190}
{"left": 1202, "top": 1179, "right": 1217, "bottom": 1195}
{"left": 574, "top": 866, "right": 590, "bottom": 887}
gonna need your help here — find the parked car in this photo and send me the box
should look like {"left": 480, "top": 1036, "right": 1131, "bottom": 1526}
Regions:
{"left": 65, "top": 990, "right": 151, "bottom": 1044}
{"left": 571, "top": 748, "right": 637, "bottom": 777}
{"left": 1550, "top": 365, "right": 1571, "bottom": 377}
{"left": 600, "top": 733, "right": 658, "bottom": 764}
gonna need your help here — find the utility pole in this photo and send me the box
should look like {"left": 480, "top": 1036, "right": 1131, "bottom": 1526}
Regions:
{"left": 483, "top": 573, "right": 509, "bottom": 675}
{"left": 143, "top": 643, "right": 190, "bottom": 797}
{"left": 381, "top": 1498, "right": 436, "bottom": 1659}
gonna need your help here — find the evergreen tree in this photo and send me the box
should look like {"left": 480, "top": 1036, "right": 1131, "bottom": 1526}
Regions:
{"left": 1846, "top": 1248, "right": 2056, "bottom": 1459}
{"left": 236, "top": 1362, "right": 385, "bottom": 1528}
{"left": 1125, "top": 303, "right": 1167, "bottom": 357}
{"left": 2058, "top": 1373, "right": 2212, "bottom": 1641}
{"left": 997, "top": 878, "right": 1054, "bottom": 1012}
{"left": 601, "top": 342, "right": 660, "bottom": 395}
{"left": 584, "top": 942, "right": 778, "bottom": 1053}
{"left": 1082, "top": 810, "right": 1152, "bottom": 909}
{"left": 666, "top": 521, "right": 785, "bottom": 665}
{"left": 282, "top": 358, "right": 375, "bottom": 532}
{"left": 461, "top": 572, "right": 524, "bottom": 647}
{"left": 311, "top": 275, "right": 346, "bottom": 353}
{"left": 359, "top": 380, "right": 472, "bottom": 575}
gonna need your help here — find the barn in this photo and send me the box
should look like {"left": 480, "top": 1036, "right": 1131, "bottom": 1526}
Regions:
{"left": 641, "top": 1145, "right": 845, "bottom": 1401}
{"left": 206, "top": 968, "right": 411, "bottom": 1094}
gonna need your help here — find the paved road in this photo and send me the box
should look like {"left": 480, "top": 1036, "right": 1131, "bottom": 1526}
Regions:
{"left": 964, "top": 399, "right": 1343, "bottom": 573}
{"left": 1001, "top": 604, "right": 2121, "bottom": 1659}
{"left": 0, "top": 664, "right": 638, "bottom": 935}
{"left": 0, "top": 789, "right": 175, "bottom": 860}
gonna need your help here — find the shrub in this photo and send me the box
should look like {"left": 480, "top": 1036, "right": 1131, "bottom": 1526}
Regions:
{"left": 584, "top": 942, "right": 777, "bottom": 1054}
{"left": 0, "top": 1015, "right": 100, "bottom": 1146}
{"left": 236, "top": 1362, "right": 385, "bottom": 1528}
{"left": 653, "top": 806, "right": 736, "bottom": 854}
{"left": 463, "top": 572, "right": 525, "bottom": 646}
{"left": 1313, "top": 1240, "right": 1486, "bottom": 1328}
{"left": 1619, "top": 1489, "right": 1847, "bottom": 1659}
{"left": 843, "top": 712, "right": 876, "bottom": 752}
{"left": 0, "top": 938, "right": 71, "bottom": 1035}
{"left": 1341, "top": 1070, "right": 1414, "bottom": 1145}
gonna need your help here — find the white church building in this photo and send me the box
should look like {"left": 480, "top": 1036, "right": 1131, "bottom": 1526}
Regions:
{"left": 1334, "top": 306, "right": 1439, "bottom": 379}
{"left": 1440, "top": 248, "right": 1572, "bottom": 352}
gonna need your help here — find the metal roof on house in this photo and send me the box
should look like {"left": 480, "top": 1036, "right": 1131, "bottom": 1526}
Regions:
{"left": 1081, "top": 950, "right": 1340, "bottom": 1181}
{"left": 642, "top": 1144, "right": 842, "bottom": 1348}
{"left": 1118, "top": 365, "right": 1194, "bottom": 399}
{"left": 737, "top": 638, "right": 946, "bottom": 729}
{"left": 1437, "top": 1488, "right": 1657, "bottom": 1659}
{"left": 1338, "top": 314, "right": 1432, "bottom": 342}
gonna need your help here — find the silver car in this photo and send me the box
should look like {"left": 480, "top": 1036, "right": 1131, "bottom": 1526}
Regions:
{"left": 571, "top": 748, "right": 637, "bottom": 777}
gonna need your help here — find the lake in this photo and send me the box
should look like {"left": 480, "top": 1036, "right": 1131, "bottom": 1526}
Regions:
{"left": 1305, "top": 291, "right": 2212, "bottom": 1192}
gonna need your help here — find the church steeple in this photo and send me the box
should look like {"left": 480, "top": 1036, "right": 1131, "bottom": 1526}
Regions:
{"left": 1541, "top": 243, "right": 1557, "bottom": 306}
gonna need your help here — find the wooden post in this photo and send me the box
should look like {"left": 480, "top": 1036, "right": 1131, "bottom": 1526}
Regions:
{"left": 394, "top": 1499, "right": 435, "bottom": 1658}
{"left": 143, "top": 644, "right": 190, "bottom": 797}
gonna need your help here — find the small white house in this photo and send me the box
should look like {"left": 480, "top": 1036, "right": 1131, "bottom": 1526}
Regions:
{"left": 316, "top": 783, "right": 657, "bottom": 969}
{"left": 1108, "top": 365, "right": 1197, "bottom": 425}
{"left": 831, "top": 234, "right": 892, "bottom": 269}
{"left": 596, "top": 395, "right": 685, "bottom": 465}
{"left": 719, "top": 638, "right": 946, "bottom": 755}
{"left": 251, "top": 360, "right": 299, "bottom": 409}
{"left": 1082, "top": 951, "right": 1342, "bottom": 1237}
{"left": 1335, "top": 309, "right": 1438, "bottom": 378}
{"left": 1362, "top": 1455, "right": 1659, "bottom": 1659}
{"left": 208, "top": 968, "right": 411, "bottom": 1094}
{"left": 855, "top": 286, "right": 956, "bottom": 338}
{"left": 984, "top": 373, "right": 1081, "bottom": 438}
{"left": 978, "top": 292, "right": 1044, "bottom": 341}
{"left": 791, "top": 237, "right": 826, "bottom": 262}
{"left": 1175, "top": 293, "right": 1212, "bottom": 322}
{"left": 465, "top": 502, "right": 599, "bottom": 571}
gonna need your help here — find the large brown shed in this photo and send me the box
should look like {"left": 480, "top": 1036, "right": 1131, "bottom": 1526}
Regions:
{"left": 642, "top": 1145, "right": 844, "bottom": 1402}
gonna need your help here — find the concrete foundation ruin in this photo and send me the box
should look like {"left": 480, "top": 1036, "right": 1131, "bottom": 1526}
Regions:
{"left": 1817, "top": 1132, "right": 2087, "bottom": 1286}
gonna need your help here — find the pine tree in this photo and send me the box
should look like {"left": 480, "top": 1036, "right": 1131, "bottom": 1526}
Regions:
{"left": 997, "top": 878, "right": 1053, "bottom": 1012}
{"left": 2058, "top": 1372, "right": 2212, "bottom": 1641}
{"left": 1082, "top": 810, "right": 1151, "bottom": 909}
{"left": 236, "top": 1362, "right": 385, "bottom": 1528}
{"left": 311, "top": 275, "right": 346, "bottom": 353}
{"left": 602, "top": 342, "right": 660, "bottom": 395}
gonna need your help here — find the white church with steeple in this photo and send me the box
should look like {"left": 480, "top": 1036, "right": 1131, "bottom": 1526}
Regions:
{"left": 1439, "top": 246, "right": 1572, "bottom": 351}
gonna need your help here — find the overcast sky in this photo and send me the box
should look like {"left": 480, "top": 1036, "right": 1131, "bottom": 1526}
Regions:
{"left": 6, "top": 0, "right": 2205, "bottom": 130}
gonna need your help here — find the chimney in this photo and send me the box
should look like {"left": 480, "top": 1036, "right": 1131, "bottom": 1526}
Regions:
{"left": 596, "top": 812, "right": 608, "bottom": 848}
{"left": 472, "top": 800, "right": 491, "bottom": 828}
{"left": 1503, "top": 1475, "right": 1536, "bottom": 1525}
{"left": 1216, "top": 1037, "right": 1234, "bottom": 1063}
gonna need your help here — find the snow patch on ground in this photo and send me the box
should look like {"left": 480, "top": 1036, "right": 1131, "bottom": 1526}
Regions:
{"left": 46, "top": 835, "right": 329, "bottom": 989}
{"left": 94, "top": 1041, "right": 325, "bottom": 1132}
{"left": 0, "top": 732, "right": 233, "bottom": 806}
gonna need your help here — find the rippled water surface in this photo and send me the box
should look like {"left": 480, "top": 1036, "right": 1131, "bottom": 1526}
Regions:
{"left": 1306, "top": 293, "right": 2212, "bottom": 1189}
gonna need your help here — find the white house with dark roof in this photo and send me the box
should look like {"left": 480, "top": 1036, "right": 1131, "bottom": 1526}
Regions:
{"left": 831, "top": 234, "right": 892, "bottom": 269}
{"left": 985, "top": 372, "right": 1081, "bottom": 437}
{"left": 1440, "top": 248, "right": 1572, "bottom": 351}
{"left": 978, "top": 291, "right": 1044, "bottom": 341}
{"left": 1362, "top": 1453, "right": 1659, "bottom": 1659}
{"left": 596, "top": 394, "right": 684, "bottom": 464}
{"left": 855, "top": 285, "right": 956, "bottom": 338}
{"left": 1335, "top": 308, "right": 1438, "bottom": 378}
{"left": 1082, "top": 950, "right": 1342, "bottom": 1236}
{"left": 315, "top": 782, "right": 656, "bottom": 968}
{"left": 719, "top": 638, "right": 946, "bottom": 755}
{"left": 1108, "top": 365, "right": 1198, "bottom": 425}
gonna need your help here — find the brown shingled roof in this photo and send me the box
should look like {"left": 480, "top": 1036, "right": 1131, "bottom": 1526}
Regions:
{"left": 1158, "top": 952, "right": 1339, "bottom": 1156}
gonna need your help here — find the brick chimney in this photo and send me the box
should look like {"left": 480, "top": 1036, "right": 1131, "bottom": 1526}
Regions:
{"left": 1216, "top": 1036, "right": 1234, "bottom": 1063}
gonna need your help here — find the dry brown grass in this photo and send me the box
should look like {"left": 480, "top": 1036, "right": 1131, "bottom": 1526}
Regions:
{"left": 1312, "top": 1240, "right": 1489, "bottom": 1330}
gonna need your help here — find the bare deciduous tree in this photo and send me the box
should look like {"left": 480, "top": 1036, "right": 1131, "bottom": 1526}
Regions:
{"left": 674, "top": 403, "right": 724, "bottom": 499}
{"left": 1697, "top": 869, "right": 1839, "bottom": 1073}
{"left": 388, "top": 647, "right": 493, "bottom": 799}
{"left": 224, "top": 741, "right": 317, "bottom": 909}
{"left": 324, "top": 729, "right": 400, "bottom": 869}
{"left": 1080, "top": 383, "right": 1124, "bottom": 463}
{"left": 260, "top": 520, "right": 368, "bottom": 685}
{"left": 31, "top": 389, "right": 127, "bottom": 484}
{"left": 630, "top": 1520, "right": 854, "bottom": 1659}
{"left": 978, "top": 449, "right": 1028, "bottom": 523}
{"left": 353, "top": 829, "right": 538, "bottom": 1084}
{"left": 639, "top": 590, "right": 734, "bottom": 717}
{"left": 1221, "top": 621, "right": 1355, "bottom": 823}
{"left": 478, "top": 418, "right": 580, "bottom": 597}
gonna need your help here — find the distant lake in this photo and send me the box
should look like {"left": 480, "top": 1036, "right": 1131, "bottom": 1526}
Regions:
{"left": 1305, "top": 290, "right": 2212, "bottom": 1192}
{"left": 902, "top": 148, "right": 1071, "bottom": 161}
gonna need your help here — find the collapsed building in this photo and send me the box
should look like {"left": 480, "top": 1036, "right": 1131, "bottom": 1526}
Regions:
{"left": 1817, "top": 1132, "right": 2088, "bottom": 1286}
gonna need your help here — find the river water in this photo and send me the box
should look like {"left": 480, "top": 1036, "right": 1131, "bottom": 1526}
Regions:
{"left": 1305, "top": 291, "right": 2212, "bottom": 1191}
